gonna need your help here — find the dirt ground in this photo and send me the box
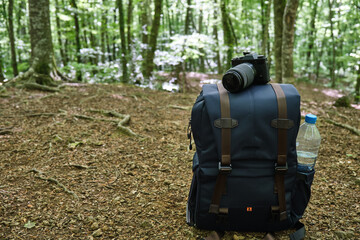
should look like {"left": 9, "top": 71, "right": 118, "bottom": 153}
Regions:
{"left": 0, "top": 80, "right": 359, "bottom": 239}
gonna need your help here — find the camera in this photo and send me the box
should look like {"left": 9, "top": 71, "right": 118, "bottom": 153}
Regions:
{"left": 222, "top": 52, "right": 270, "bottom": 93}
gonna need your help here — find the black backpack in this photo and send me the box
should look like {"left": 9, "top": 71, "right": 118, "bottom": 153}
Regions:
{"left": 186, "top": 83, "right": 315, "bottom": 239}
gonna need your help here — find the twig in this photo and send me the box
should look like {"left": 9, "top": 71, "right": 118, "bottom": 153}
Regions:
{"left": 28, "top": 168, "right": 78, "bottom": 199}
{"left": 0, "top": 126, "right": 13, "bottom": 135}
{"left": 26, "top": 113, "right": 57, "bottom": 117}
{"left": 105, "top": 170, "right": 121, "bottom": 189}
{"left": 168, "top": 105, "right": 191, "bottom": 111}
{"left": 325, "top": 119, "right": 360, "bottom": 136}
{"left": 67, "top": 164, "right": 97, "bottom": 170}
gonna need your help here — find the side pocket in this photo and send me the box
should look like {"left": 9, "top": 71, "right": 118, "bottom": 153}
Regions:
{"left": 187, "top": 153, "right": 199, "bottom": 226}
{"left": 291, "top": 170, "right": 315, "bottom": 220}
{"left": 186, "top": 171, "right": 198, "bottom": 226}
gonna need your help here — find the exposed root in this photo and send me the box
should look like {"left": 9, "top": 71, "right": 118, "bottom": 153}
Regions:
{"left": 28, "top": 168, "right": 78, "bottom": 199}
{"left": 87, "top": 109, "right": 139, "bottom": 137}
{"left": 23, "top": 82, "right": 59, "bottom": 92}
{"left": 325, "top": 119, "right": 360, "bottom": 136}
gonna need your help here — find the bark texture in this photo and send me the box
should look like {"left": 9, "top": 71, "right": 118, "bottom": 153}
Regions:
{"left": 29, "top": 0, "right": 53, "bottom": 76}
{"left": 220, "top": 0, "right": 235, "bottom": 70}
{"left": 70, "top": 0, "right": 82, "bottom": 81}
{"left": 273, "top": 0, "right": 286, "bottom": 82}
{"left": 142, "top": 0, "right": 163, "bottom": 79}
{"left": 8, "top": 0, "right": 19, "bottom": 76}
{"left": 281, "top": 0, "right": 299, "bottom": 83}
{"left": 118, "top": 0, "right": 128, "bottom": 82}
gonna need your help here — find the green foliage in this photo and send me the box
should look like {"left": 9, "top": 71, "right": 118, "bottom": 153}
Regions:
{"left": 0, "top": 0, "right": 358, "bottom": 94}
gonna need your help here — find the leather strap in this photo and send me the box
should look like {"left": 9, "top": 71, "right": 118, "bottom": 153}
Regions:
{"left": 270, "top": 83, "right": 288, "bottom": 221}
{"left": 209, "top": 83, "right": 232, "bottom": 214}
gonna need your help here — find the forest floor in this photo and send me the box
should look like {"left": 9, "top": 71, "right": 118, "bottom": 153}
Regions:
{"left": 0, "top": 76, "right": 359, "bottom": 240}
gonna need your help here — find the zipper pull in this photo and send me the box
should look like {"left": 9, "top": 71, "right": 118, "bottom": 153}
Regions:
{"left": 187, "top": 119, "right": 192, "bottom": 150}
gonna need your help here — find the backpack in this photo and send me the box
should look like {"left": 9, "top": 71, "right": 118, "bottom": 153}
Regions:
{"left": 186, "top": 83, "right": 315, "bottom": 239}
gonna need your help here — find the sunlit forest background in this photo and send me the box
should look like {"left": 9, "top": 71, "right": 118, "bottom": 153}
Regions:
{"left": 0, "top": 0, "right": 359, "bottom": 97}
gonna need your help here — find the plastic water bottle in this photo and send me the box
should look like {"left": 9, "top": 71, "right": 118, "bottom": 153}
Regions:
{"left": 296, "top": 114, "right": 321, "bottom": 172}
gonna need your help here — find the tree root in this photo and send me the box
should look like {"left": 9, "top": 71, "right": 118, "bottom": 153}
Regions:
{"left": 22, "top": 82, "right": 59, "bottom": 92}
{"left": 325, "top": 119, "right": 360, "bottom": 136}
{"left": 87, "top": 109, "right": 139, "bottom": 137}
{"left": 28, "top": 168, "right": 78, "bottom": 199}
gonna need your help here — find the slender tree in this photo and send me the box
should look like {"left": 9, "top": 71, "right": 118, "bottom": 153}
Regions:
{"left": 101, "top": 0, "right": 107, "bottom": 63}
{"left": 213, "top": 0, "right": 222, "bottom": 74}
{"left": 328, "top": 0, "right": 336, "bottom": 87}
{"left": 273, "top": 0, "right": 286, "bottom": 82}
{"left": 127, "top": 0, "right": 133, "bottom": 53}
{"left": 70, "top": 0, "right": 82, "bottom": 81}
{"left": 261, "top": 0, "right": 272, "bottom": 60}
{"left": 142, "top": 0, "right": 163, "bottom": 79}
{"left": 118, "top": 0, "right": 128, "bottom": 82}
{"left": 0, "top": 44, "right": 5, "bottom": 82}
{"left": 54, "top": 0, "right": 66, "bottom": 66}
{"left": 220, "top": 0, "right": 235, "bottom": 70}
{"left": 281, "top": 0, "right": 299, "bottom": 83}
{"left": 305, "top": 0, "right": 319, "bottom": 78}
{"left": 8, "top": 0, "right": 18, "bottom": 76}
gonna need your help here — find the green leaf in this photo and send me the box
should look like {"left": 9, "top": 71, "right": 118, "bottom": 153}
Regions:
{"left": 24, "top": 221, "right": 36, "bottom": 229}
{"left": 68, "top": 142, "right": 82, "bottom": 149}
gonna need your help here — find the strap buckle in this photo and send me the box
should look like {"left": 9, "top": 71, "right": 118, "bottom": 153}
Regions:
{"left": 275, "top": 162, "right": 288, "bottom": 174}
{"left": 271, "top": 206, "right": 287, "bottom": 221}
{"left": 218, "top": 162, "right": 232, "bottom": 174}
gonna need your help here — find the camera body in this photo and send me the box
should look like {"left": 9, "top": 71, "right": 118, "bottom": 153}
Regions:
{"left": 231, "top": 52, "right": 270, "bottom": 85}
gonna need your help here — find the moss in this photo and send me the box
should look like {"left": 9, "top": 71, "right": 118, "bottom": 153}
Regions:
{"left": 34, "top": 61, "right": 51, "bottom": 75}
{"left": 334, "top": 96, "right": 351, "bottom": 108}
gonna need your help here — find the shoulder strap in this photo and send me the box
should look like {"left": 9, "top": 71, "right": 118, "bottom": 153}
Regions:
{"left": 208, "top": 83, "right": 232, "bottom": 215}
{"left": 270, "top": 83, "right": 288, "bottom": 221}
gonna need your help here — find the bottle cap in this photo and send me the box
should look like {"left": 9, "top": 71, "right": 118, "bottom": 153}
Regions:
{"left": 305, "top": 114, "right": 317, "bottom": 124}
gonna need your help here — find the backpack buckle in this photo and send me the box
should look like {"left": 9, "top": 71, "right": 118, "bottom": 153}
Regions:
{"left": 275, "top": 162, "right": 288, "bottom": 174}
{"left": 218, "top": 162, "right": 232, "bottom": 174}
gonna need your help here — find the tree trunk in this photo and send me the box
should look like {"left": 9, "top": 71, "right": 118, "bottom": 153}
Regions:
{"left": 328, "top": 0, "right": 336, "bottom": 87}
{"left": 0, "top": 44, "right": 5, "bottom": 82}
{"left": 165, "top": 0, "right": 173, "bottom": 36}
{"left": 142, "top": 0, "right": 163, "bottom": 79}
{"left": 118, "top": 0, "right": 128, "bottom": 82}
{"left": 70, "top": 0, "right": 82, "bottom": 81}
{"left": 101, "top": 0, "right": 107, "bottom": 63}
{"left": 140, "top": 0, "right": 151, "bottom": 59}
{"left": 185, "top": 0, "right": 192, "bottom": 35}
{"left": 315, "top": 28, "right": 328, "bottom": 83}
{"left": 273, "top": 0, "right": 286, "bottom": 82}
{"left": 213, "top": 0, "right": 222, "bottom": 74}
{"left": 198, "top": 9, "right": 205, "bottom": 73}
{"left": 220, "top": 0, "right": 235, "bottom": 70}
{"left": 127, "top": 0, "right": 133, "bottom": 53}
{"left": 281, "top": 0, "right": 299, "bottom": 83}
{"left": 55, "top": 0, "right": 67, "bottom": 66}
{"left": 305, "top": 0, "right": 319, "bottom": 78}
{"left": 8, "top": 0, "right": 19, "bottom": 76}
{"left": 261, "top": 0, "right": 272, "bottom": 57}
{"left": 355, "top": 67, "right": 360, "bottom": 104}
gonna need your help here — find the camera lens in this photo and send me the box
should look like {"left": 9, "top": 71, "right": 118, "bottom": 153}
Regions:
{"left": 222, "top": 63, "right": 256, "bottom": 93}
